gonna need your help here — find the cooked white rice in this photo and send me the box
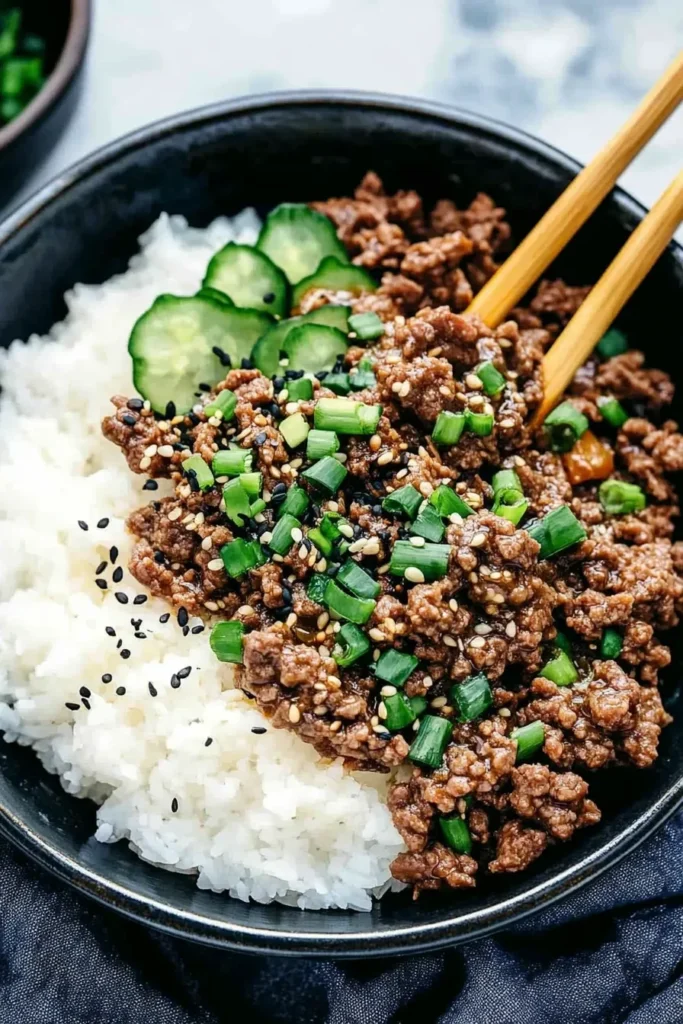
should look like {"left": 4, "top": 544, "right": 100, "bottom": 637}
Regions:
{"left": 0, "top": 212, "right": 404, "bottom": 911}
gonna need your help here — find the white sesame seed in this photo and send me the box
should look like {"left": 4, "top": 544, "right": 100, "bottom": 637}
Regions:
{"left": 444, "top": 635, "right": 457, "bottom": 647}
{"left": 470, "top": 532, "right": 487, "bottom": 548}
{"left": 277, "top": 389, "right": 289, "bottom": 402}
{"left": 285, "top": 402, "right": 300, "bottom": 415}
{"left": 380, "top": 685, "right": 398, "bottom": 697}
{"left": 326, "top": 500, "right": 339, "bottom": 512}
{"left": 201, "top": 536, "right": 212, "bottom": 551}
{"left": 422, "top": 675, "right": 433, "bottom": 688}
{"left": 338, "top": 523, "right": 354, "bottom": 539}
{"left": 286, "top": 612, "right": 298, "bottom": 628}
{"left": 298, "top": 543, "right": 308, "bottom": 560}
{"left": 288, "top": 705, "right": 301, "bottom": 724}
{"left": 449, "top": 598, "right": 459, "bottom": 612}
{"left": 373, "top": 725, "right": 390, "bottom": 735}
{"left": 290, "top": 458, "right": 303, "bottom": 469}
{"left": 317, "top": 612, "right": 330, "bottom": 629}
{"left": 499, "top": 418, "right": 516, "bottom": 428}
{"left": 377, "top": 563, "right": 390, "bottom": 575}
{"left": 372, "top": 649, "right": 380, "bottom": 661}
{"left": 474, "top": 623, "right": 492, "bottom": 635}
{"left": 143, "top": 445, "right": 158, "bottom": 458}
{"left": 391, "top": 381, "right": 403, "bottom": 393}
{"left": 419, "top": 481, "right": 433, "bottom": 496}
{"left": 255, "top": 513, "right": 266, "bottom": 524}
{"left": 506, "top": 621, "right": 517, "bottom": 637}
{"left": 499, "top": 707, "right": 512, "bottom": 718}
{"left": 237, "top": 604, "right": 255, "bottom": 616}
{"left": 405, "top": 567, "right": 425, "bottom": 583}
{"left": 377, "top": 450, "right": 393, "bottom": 466}
{"left": 469, "top": 636, "right": 486, "bottom": 649}
{"left": 349, "top": 538, "right": 367, "bottom": 553}
{"left": 465, "top": 373, "right": 483, "bottom": 390}
{"left": 395, "top": 468, "right": 409, "bottom": 480}
{"left": 363, "top": 538, "right": 381, "bottom": 556}
{"left": 330, "top": 720, "right": 342, "bottom": 732}
{"left": 412, "top": 720, "right": 421, "bottom": 731}
{"left": 139, "top": 456, "right": 152, "bottom": 471}
{"left": 369, "top": 628, "right": 386, "bottom": 642}
{"left": 378, "top": 702, "right": 388, "bottom": 720}
{"left": 207, "top": 558, "right": 224, "bottom": 571}
{"left": 259, "top": 531, "right": 273, "bottom": 545}
{"left": 409, "top": 536, "right": 426, "bottom": 547}
{"left": 313, "top": 682, "right": 327, "bottom": 691}
{"left": 158, "top": 445, "right": 175, "bottom": 458}
{"left": 204, "top": 601, "right": 219, "bottom": 612}
{"left": 291, "top": 527, "right": 303, "bottom": 544}
{"left": 270, "top": 467, "right": 281, "bottom": 479}
{"left": 167, "top": 507, "right": 182, "bottom": 521}
{"left": 449, "top": 512, "right": 463, "bottom": 526}
{"left": 438, "top": 385, "right": 451, "bottom": 397}
{"left": 369, "top": 434, "right": 382, "bottom": 452}
{"left": 399, "top": 381, "right": 411, "bottom": 398}
{"left": 431, "top": 696, "right": 447, "bottom": 708}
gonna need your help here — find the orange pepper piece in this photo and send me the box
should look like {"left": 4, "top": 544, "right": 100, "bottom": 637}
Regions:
{"left": 562, "top": 429, "right": 614, "bottom": 484}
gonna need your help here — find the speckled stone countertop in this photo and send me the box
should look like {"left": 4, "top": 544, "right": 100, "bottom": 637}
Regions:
{"left": 7, "top": 0, "right": 683, "bottom": 219}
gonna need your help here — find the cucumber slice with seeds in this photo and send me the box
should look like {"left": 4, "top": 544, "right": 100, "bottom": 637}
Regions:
{"left": 251, "top": 306, "right": 350, "bottom": 377}
{"left": 284, "top": 324, "right": 348, "bottom": 374}
{"left": 256, "top": 204, "right": 348, "bottom": 284}
{"left": 292, "top": 256, "right": 377, "bottom": 308}
{"left": 196, "top": 286, "right": 234, "bottom": 307}
{"left": 128, "top": 295, "right": 272, "bottom": 414}
{"left": 203, "top": 243, "right": 288, "bottom": 317}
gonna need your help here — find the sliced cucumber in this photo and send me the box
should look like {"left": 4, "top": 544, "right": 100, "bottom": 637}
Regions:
{"left": 128, "top": 295, "right": 272, "bottom": 414}
{"left": 203, "top": 243, "right": 288, "bottom": 317}
{"left": 196, "top": 286, "right": 234, "bottom": 307}
{"left": 256, "top": 204, "right": 348, "bottom": 284}
{"left": 292, "top": 256, "right": 377, "bottom": 308}
{"left": 284, "top": 324, "right": 348, "bottom": 375}
{"left": 251, "top": 306, "right": 350, "bottom": 377}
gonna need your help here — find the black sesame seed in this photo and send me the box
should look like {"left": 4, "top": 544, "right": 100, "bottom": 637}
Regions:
{"left": 134, "top": 631, "right": 146, "bottom": 640}
{"left": 114, "top": 592, "right": 128, "bottom": 605}
{"left": 95, "top": 561, "right": 107, "bottom": 575}
{"left": 272, "top": 482, "right": 287, "bottom": 494}
{"left": 65, "top": 702, "right": 80, "bottom": 711}
{"left": 110, "top": 546, "right": 119, "bottom": 564}
{"left": 182, "top": 625, "right": 190, "bottom": 637}
{"left": 102, "top": 674, "right": 112, "bottom": 684}
{"left": 116, "top": 639, "right": 122, "bottom": 649}
{"left": 105, "top": 626, "right": 116, "bottom": 637}
{"left": 191, "top": 625, "right": 205, "bottom": 634}
{"left": 204, "top": 737, "right": 213, "bottom": 747}
{"left": 81, "top": 698, "right": 91, "bottom": 710}
{"left": 127, "top": 398, "right": 144, "bottom": 411}
{"left": 241, "top": 358, "right": 254, "bottom": 370}
{"left": 273, "top": 377, "right": 285, "bottom": 391}
{"left": 112, "top": 567, "right": 123, "bottom": 584}
{"left": 120, "top": 649, "right": 131, "bottom": 660}
{"left": 177, "top": 607, "right": 189, "bottom": 628}
{"left": 212, "top": 345, "right": 231, "bottom": 367}
{"left": 315, "top": 371, "right": 328, "bottom": 381}
{"left": 263, "top": 291, "right": 275, "bottom": 304}
{"left": 79, "top": 686, "right": 91, "bottom": 698}
{"left": 116, "top": 686, "right": 126, "bottom": 696}
{"left": 198, "top": 382, "right": 212, "bottom": 393}
{"left": 143, "top": 479, "right": 159, "bottom": 491}
{"left": 254, "top": 432, "right": 267, "bottom": 447}
{"left": 177, "top": 666, "right": 192, "bottom": 680}
{"left": 122, "top": 414, "right": 137, "bottom": 427}
{"left": 97, "top": 518, "right": 109, "bottom": 529}
{"left": 269, "top": 403, "right": 281, "bottom": 419}
{"left": 95, "top": 579, "right": 108, "bottom": 590}
{"left": 171, "top": 798, "right": 178, "bottom": 813}
{"left": 153, "top": 551, "right": 165, "bottom": 564}
{"left": 165, "top": 400, "right": 177, "bottom": 419}
{"left": 159, "top": 613, "right": 170, "bottom": 624}
{"left": 251, "top": 726, "right": 267, "bottom": 735}
{"left": 131, "top": 618, "right": 142, "bottom": 629}
{"left": 148, "top": 681, "right": 157, "bottom": 697}
{"left": 281, "top": 587, "right": 292, "bottom": 604}
{"left": 372, "top": 505, "right": 382, "bottom": 516}
{"left": 170, "top": 674, "right": 181, "bottom": 689}
{"left": 286, "top": 369, "right": 304, "bottom": 380}
{"left": 133, "top": 595, "right": 147, "bottom": 606}
{"left": 78, "top": 520, "right": 88, "bottom": 531}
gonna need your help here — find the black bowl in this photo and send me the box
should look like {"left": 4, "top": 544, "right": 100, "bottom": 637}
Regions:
{"left": 0, "top": 92, "right": 682, "bottom": 957}
{"left": 0, "top": 0, "right": 90, "bottom": 209}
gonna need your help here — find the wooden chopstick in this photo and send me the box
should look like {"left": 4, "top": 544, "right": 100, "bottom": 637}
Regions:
{"left": 467, "top": 50, "right": 683, "bottom": 327}
{"left": 532, "top": 169, "right": 683, "bottom": 427}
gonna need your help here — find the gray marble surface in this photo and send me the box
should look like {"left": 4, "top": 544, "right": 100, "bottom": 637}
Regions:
{"left": 7, "top": 0, "right": 683, "bottom": 216}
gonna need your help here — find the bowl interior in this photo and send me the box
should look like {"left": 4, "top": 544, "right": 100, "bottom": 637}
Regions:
{"left": 1, "top": 95, "right": 682, "bottom": 956}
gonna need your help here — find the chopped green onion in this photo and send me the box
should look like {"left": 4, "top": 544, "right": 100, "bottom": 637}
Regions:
{"left": 450, "top": 673, "right": 492, "bottom": 722}
{"left": 323, "top": 372, "right": 352, "bottom": 396}
{"left": 539, "top": 649, "right": 578, "bottom": 687}
{"left": 382, "top": 484, "right": 422, "bottom": 519}
{"left": 209, "top": 621, "right": 245, "bottom": 664}
{"left": 301, "top": 455, "right": 348, "bottom": 496}
{"left": 268, "top": 513, "right": 301, "bottom": 556}
{"left": 383, "top": 692, "right": 418, "bottom": 731}
{"left": 389, "top": 540, "right": 451, "bottom": 582}
{"left": 465, "top": 408, "right": 494, "bottom": 436}
{"left": 323, "top": 579, "right": 376, "bottom": 624}
{"left": 432, "top": 411, "right": 466, "bottom": 446}
{"left": 597, "top": 396, "right": 629, "bottom": 428}
{"left": 511, "top": 721, "right": 545, "bottom": 763}
{"left": 409, "top": 695, "right": 428, "bottom": 718}
{"left": 332, "top": 622, "right": 371, "bottom": 667}
{"left": 439, "top": 816, "right": 472, "bottom": 855}
{"left": 600, "top": 628, "right": 623, "bottom": 659}
{"left": 495, "top": 497, "right": 528, "bottom": 525}
{"left": 336, "top": 560, "right": 381, "bottom": 601}
{"left": 250, "top": 498, "right": 266, "bottom": 517}
{"left": 239, "top": 472, "right": 262, "bottom": 497}
{"left": 277, "top": 484, "right": 310, "bottom": 520}
{"left": 599, "top": 478, "right": 646, "bottom": 516}
{"left": 314, "top": 397, "right": 382, "bottom": 435}
{"left": 476, "top": 361, "right": 506, "bottom": 396}
{"left": 279, "top": 412, "right": 310, "bottom": 449}
{"left": 527, "top": 505, "right": 587, "bottom": 559}
{"left": 181, "top": 454, "right": 214, "bottom": 491}
{"left": 212, "top": 448, "right": 253, "bottom": 476}
{"left": 554, "top": 631, "right": 573, "bottom": 656}
{"left": 306, "top": 429, "right": 340, "bottom": 461}
{"left": 222, "top": 479, "right": 251, "bottom": 526}
{"left": 320, "top": 511, "right": 347, "bottom": 542}
{"left": 348, "top": 311, "right": 384, "bottom": 341}
{"left": 220, "top": 538, "right": 260, "bottom": 578}
{"left": 411, "top": 503, "right": 445, "bottom": 542}
{"left": 307, "top": 527, "right": 332, "bottom": 556}
{"left": 349, "top": 367, "right": 377, "bottom": 391}
{"left": 543, "top": 401, "right": 589, "bottom": 453}
{"left": 408, "top": 715, "right": 453, "bottom": 768}
{"left": 204, "top": 389, "right": 237, "bottom": 420}
{"left": 375, "top": 649, "right": 419, "bottom": 687}
{"left": 430, "top": 485, "right": 474, "bottom": 519}
{"left": 245, "top": 540, "right": 267, "bottom": 569}
{"left": 491, "top": 468, "right": 527, "bottom": 525}
{"left": 597, "top": 328, "right": 628, "bottom": 359}
{"left": 286, "top": 377, "right": 313, "bottom": 401}
{"left": 306, "top": 573, "right": 329, "bottom": 604}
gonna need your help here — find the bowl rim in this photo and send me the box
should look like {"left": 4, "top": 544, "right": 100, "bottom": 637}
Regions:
{"left": 1, "top": 89, "right": 682, "bottom": 957}
{"left": 0, "top": 0, "right": 91, "bottom": 153}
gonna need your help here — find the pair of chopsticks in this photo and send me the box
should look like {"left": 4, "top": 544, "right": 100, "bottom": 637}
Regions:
{"left": 466, "top": 50, "right": 683, "bottom": 426}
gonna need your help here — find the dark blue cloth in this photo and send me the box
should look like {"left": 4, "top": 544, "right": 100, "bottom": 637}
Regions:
{"left": 2, "top": 813, "right": 683, "bottom": 1024}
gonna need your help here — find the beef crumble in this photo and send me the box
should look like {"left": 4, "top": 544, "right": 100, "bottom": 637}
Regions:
{"left": 103, "top": 174, "right": 683, "bottom": 898}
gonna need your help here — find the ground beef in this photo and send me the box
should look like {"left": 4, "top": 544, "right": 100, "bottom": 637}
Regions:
{"left": 104, "top": 173, "right": 682, "bottom": 898}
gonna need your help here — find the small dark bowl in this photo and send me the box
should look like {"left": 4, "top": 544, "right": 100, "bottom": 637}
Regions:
{"left": 0, "top": 0, "right": 90, "bottom": 209}
{"left": 0, "top": 92, "right": 682, "bottom": 957}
